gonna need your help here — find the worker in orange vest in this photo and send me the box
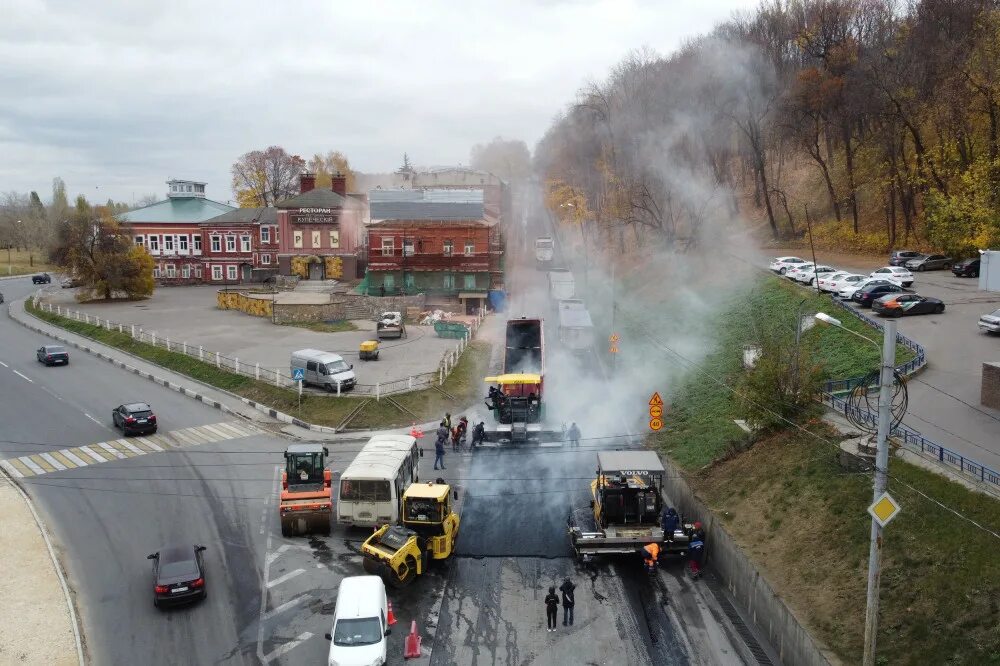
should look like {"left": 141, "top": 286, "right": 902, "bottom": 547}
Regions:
{"left": 642, "top": 542, "right": 660, "bottom": 574}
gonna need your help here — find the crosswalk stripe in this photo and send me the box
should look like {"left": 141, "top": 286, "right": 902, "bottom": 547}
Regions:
{"left": 8, "top": 458, "right": 33, "bottom": 476}
{"left": 20, "top": 457, "right": 46, "bottom": 475}
{"left": 108, "top": 440, "right": 137, "bottom": 458}
{"left": 1, "top": 460, "right": 24, "bottom": 478}
{"left": 199, "top": 425, "right": 230, "bottom": 441}
{"left": 131, "top": 439, "right": 156, "bottom": 453}
{"left": 176, "top": 428, "right": 207, "bottom": 444}
{"left": 61, "top": 450, "right": 89, "bottom": 467}
{"left": 135, "top": 437, "right": 164, "bottom": 452}
{"left": 49, "top": 451, "right": 78, "bottom": 469}
{"left": 168, "top": 429, "right": 199, "bottom": 446}
{"left": 32, "top": 455, "right": 56, "bottom": 473}
{"left": 146, "top": 433, "right": 178, "bottom": 449}
{"left": 78, "top": 446, "right": 109, "bottom": 463}
{"left": 119, "top": 440, "right": 146, "bottom": 456}
{"left": 99, "top": 442, "right": 127, "bottom": 460}
{"left": 214, "top": 423, "right": 246, "bottom": 438}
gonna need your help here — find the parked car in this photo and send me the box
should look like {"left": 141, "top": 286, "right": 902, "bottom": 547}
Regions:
{"left": 768, "top": 256, "right": 808, "bottom": 275}
{"left": 785, "top": 262, "right": 815, "bottom": 281}
{"left": 979, "top": 308, "right": 1000, "bottom": 334}
{"left": 869, "top": 266, "right": 914, "bottom": 288}
{"left": 826, "top": 273, "right": 866, "bottom": 294}
{"left": 872, "top": 293, "right": 945, "bottom": 317}
{"left": 817, "top": 271, "right": 850, "bottom": 292}
{"left": 148, "top": 544, "right": 207, "bottom": 608}
{"left": 905, "top": 254, "right": 953, "bottom": 271}
{"left": 31, "top": 273, "right": 51, "bottom": 284}
{"left": 112, "top": 402, "right": 157, "bottom": 435}
{"left": 325, "top": 576, "right": 389, "bottom": 666}
{"left": 839, "top": 278, "right": 894, "bottom": 301}
{"left": 36, "top": 345, "right": 69, "bottom": 366}
{"left": 794, "top": 265, "right": 837, "bottom": 285}
{"left": 889, "top": 250, "right": 922, "bottom": 266}
{"left": 61, "top": 278, "right": 82, "bottom": 289}
{"left": 952, "top": 257, "right": 981, "bottom": 278}
{"left": 854, "top": 282, "right": 904, "bottom": 307}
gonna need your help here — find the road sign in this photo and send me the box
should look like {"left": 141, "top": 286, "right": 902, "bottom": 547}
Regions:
{"left": 292, "top": 368, "right": 305, "bottom": 381}
{"left": 867, "top": 492, "right": 901, "bottom": 527}
{"left": 649, "top": 392, "right": 664, "bottom": 431}
{"left": 649, "top": 405, "right": 663, "bottom": 418}
{"left": 609, "top": 333, "right": 620, "bottom": 354}
{"left": 609, "top": 333, "right": 620, "bottom": 343}
{"left": 649, "top": 418, "right": 663, "bottom": 431}
{"left": 649, "top": 392, "right": 663, "bottom": 407}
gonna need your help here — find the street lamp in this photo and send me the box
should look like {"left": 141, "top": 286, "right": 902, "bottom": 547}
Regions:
{"left": 814, "top": 311, "right": 897, "bottom": 666}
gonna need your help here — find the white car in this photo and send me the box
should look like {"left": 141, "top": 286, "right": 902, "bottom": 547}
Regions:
{"left": 838, "top": 277, "right": 893, "bottom": 300}
{"left": 869, "top": 266, "right": 913, "bottom": 288}
{"left": 785, "top": 262, "right": 815, "bottom": 281}
{"left": 794, "top": 265, "right": 837, "bottom": 285}
{"left": 825, "top": 273, "right": 866, "bottom": 294}
{"left": 326, "top": 576, "right": 389, "bottom": 666}
{"left": 769, "top": 256, "right": 808, "bottom": 275}
{"left": 817, "top": 271, "right": 850, "bottom": 292}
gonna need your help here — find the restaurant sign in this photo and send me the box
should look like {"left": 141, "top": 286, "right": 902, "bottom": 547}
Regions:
{"left": 290, "top": 207, "right": 338, "bottom": 224}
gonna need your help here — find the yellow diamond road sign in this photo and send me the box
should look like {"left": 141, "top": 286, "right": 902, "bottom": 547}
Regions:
{"left": 868, "top": 492, "right": 901, "bottom": 527}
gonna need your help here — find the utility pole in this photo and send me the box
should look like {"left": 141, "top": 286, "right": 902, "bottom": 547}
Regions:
{"left": 610, "top": 260, "right": 616, "bottom": 376}
{"left": 863, "top": 318, "right": 897, "bottom": 666}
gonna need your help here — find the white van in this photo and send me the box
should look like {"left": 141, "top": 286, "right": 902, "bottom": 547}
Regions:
{"left": 290, "top": 349, "right": 356, "bottom": 392}
{"left": 325, "top": 575, "right": 389, "bottom": 666}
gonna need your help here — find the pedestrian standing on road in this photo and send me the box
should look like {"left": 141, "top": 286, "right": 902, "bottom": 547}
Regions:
{"left": 434, "top": 422, "right": 448, "bottom": 470}
{"left": 544, "top": 586, "right": 560, "bottom": 632}
{"left": 567, "top": 422, "right": 580, "bottom": 447}
{"left": 559, "top": 577, "right": 576, "bottom": 626}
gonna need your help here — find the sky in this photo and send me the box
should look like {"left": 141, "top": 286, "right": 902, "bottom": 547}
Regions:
{"left": 1, "top": 0, "right": 759, "bottom": 204}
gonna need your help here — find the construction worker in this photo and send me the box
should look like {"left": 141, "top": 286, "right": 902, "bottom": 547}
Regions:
{"left": 567, "top": 422, "right": 580, "bottom": 447}
{"left": 642, "top": 542, "right": 660, "bottom": 574}
{"left": 444, "top": 412, "right": 452, "bottom": 430}
{"left": 559, "top": 577, "right": 576, "bottom": 626}
{"left": 544, "top": 586, "right": 560, "bottom": 632}
{"left": 688, "top": 522, "right": 705, "bottom": 578}
{"left": 471, "top": 421, "right": 486, "bottom": 449}
{"left": 434, "top": 423, "right": 448, "bottom": 470}
{"left": 661, "top": 507, "right": 679, "bottom": 540}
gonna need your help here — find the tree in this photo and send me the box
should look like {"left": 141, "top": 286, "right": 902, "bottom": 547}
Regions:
{"left": 470, "top": 137, "right": 532, "bottom": 184}
{"left": 307, "top": 150, "right": 356, "bottom": 192}
{"left": 231, "top": 146, "right": 305, "bottom": 207}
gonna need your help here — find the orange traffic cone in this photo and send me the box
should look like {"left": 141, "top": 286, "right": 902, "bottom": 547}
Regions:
{"left": 404, "top": 620, "right": 422, "bottom": 659}
{"left": 410, "top": 422, "right": 424, "bottom": 439}
{"left": 387, "top": 601, "right": 397, "bottom": 626}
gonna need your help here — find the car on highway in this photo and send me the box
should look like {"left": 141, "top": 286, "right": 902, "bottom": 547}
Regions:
{"left": 768, "top": 256, "right": 808, "bottom": 275}
{"left": 868, "top": 266, "right": 914, "bottom": 288}
{"left": 793, "top": 265, "right": 837, "bottom": 285}
{"left": 872, "top": 293, "right": 945, "bottom": 317}
{"left": 905, "top": 254, "right": 953, "bottom": 271}
{"left": 853, "top": 282, "right": 904, "bottom": 307}
{"left": 148, "top": 544, "right": 207, "bottom": 608}
{"left": 36, "top": 345, "right": 69, "bottom": 366}
{"left": 112, "top": 402, "right": 158, "bottom": 435}
{"left": 325, "top": 575, "right": 389, "bottom": 666}
{"left": 952, "top": 257, "right": 981, "bottom": 278}
{"left": 889, "top": 250, "right": 922, "bottom": 266}
{"left": 817, "top": 271, "right": 850, "bottom": 292}
{"left": 979, "top": 308, "right": 1000, "bottom": 334}
{"left": 31, "top": 273, "right": 52, "bottom": 284}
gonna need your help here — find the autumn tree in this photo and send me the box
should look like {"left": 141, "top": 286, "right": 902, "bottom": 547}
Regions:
{"left": 308, "top": 150, "right": 356, "bottom": 192}
{"left": 231, "top": 146, "right": 305, "bottom": 207}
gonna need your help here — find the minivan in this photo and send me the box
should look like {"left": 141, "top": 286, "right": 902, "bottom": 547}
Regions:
{"left": 291, "top": 349, "right": 356, "bottom": 392}
{"left": 325, "top": 576, "right": 389, "bottom": 666}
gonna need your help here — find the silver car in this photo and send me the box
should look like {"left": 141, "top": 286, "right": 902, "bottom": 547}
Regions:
{"left": 905, "top": 254, "right": 953, "bottom": 271}
{"left": 980, "top": 309, "right": 1000, "bottom": 334}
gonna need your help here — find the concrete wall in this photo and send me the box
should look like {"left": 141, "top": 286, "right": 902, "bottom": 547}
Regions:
{"left": 660, "top": 456, "right": 839, "bottom": 666}
{"left": 235, "top": 292, "right": 427, "bottom": 324}
{"left": 982, "top": 362, "right": 1000, "bottom": 410}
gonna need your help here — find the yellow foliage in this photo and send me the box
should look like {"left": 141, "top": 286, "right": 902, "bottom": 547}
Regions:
{"left": 325, "top": 256, "right": 343, "bottom": 279}
{"left": 290, "top": 256, "right": 310, "bottom": 278}
{"left": 544, "top": 179, "right": 591, "bottom": 225}
{"left": 217, "top": 291, "right": 272, "bottom": 318}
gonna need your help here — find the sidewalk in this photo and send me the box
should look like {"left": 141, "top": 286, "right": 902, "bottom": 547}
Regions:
{"left": 0, "top": 475, "right": 82, "bottom": 665}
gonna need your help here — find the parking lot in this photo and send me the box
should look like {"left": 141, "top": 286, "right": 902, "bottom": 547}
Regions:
{"left": 768, "top": 249, "right": 1000, "bottom": 472}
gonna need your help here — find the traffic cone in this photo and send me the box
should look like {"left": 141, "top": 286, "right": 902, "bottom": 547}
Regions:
{"left": 387, "top": 601, "right": 397, "bottom": 626}
{"left": 404, "top": 620, "right": 422, "bottom": 659}
{"left": 410, "top": 422, "right": 424, "bottom": 439}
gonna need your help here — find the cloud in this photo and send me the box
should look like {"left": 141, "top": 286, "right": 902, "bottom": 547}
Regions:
{"left": 0, "top": 0, "right": 758, "bottom": 202}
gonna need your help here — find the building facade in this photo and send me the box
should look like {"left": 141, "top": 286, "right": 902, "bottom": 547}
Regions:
{"left": 199, "top": 208, "right": 280, "bottom": 284}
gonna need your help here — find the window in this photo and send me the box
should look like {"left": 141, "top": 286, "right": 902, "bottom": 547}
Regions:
{"left": 403, "top": 239, "right": 414, "bottom": 256}
{"left": 463, "top": 274, "right": 476, "bottom": 289}
{"left": 464, "top": 241, "right": 474, "bottom": 256}
{"left": 211, "top": 235, "right": 221, "bottom": 252}
{"left": 293, "top": 231, "right": 303, "bottom": 249}
{"left": 311, "top": 230, "right": 321, "bottom": 248}
{"left": 443, "top": 273, "right": 455, "bottom": 289}
{"left": 148, "top": 235, "right": 159, "bottom": 252}
{"left": 179, "top": 235, "right": 188, "bottom": 252}
{"left": 261, "top": 253, "right": 271, "bottom": 265}
{"left": 211, "top": 265, "right": 223, "bottom": 280}
{"left": 261, "top": 226, "right": 270, "bottom": 243}
{"left": 134, "top": 235, "right": 144, "bottom": 247}
{"left": 165, "top": 264, "right": 176, "bottom": 278}
{"left": 181, "top": 264, "right": 190, "bottom": 278}
{"left": 195, "top": 265, "right": 202, "bottom": 279}
{"left": 226, "top": 236, "right": 236, "bottom": 252}
{"left": 193, "top": 235, "right": 201, "bottom": 251}
{"left": 381, "top": 238, "right": 394, "bottom": 256}
{"left": 405, "top": 273, "right": 415, "bottom": 289}
{"left": 329, "top": 230, "right": 340, "bottom": 249}
{"left": 164, "top": 235, "right": 174, "bottom": 252}
{"left": 227, "top": 265, "right": 237, "bottom": 280}
{"left": 186, "top": 184, "right": 192, "bottom": 192}
{"left": 274, "top": 227, "right": 279, "bottom": 243}
{"left": 443, "top": 240, "right": 453, "bottom": 256}
{"left": 383, "top": 274, "right": 395, "bottom": 290}
{"left": 153, "top": 265, "right": 161, "bottom": 278}
{"left": 241, "top": 235, "right": 251, "bottom": 252}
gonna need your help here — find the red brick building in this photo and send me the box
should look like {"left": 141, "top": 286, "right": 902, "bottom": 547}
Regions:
{"left": 198, "top": 208, "right": 280, "bottom": 284}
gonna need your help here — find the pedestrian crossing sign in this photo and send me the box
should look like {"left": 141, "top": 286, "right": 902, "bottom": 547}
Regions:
{"left": 292, "top": 368, "right": 305, "bottom": 381}
{"left": 868, "top": 492, "right": 901, "bottom": 527}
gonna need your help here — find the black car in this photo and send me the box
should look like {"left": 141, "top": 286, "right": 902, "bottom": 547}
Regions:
{"left": 872, "top": 293, "right": 945, "bottom": 317}
{"left": 889, "top": 250, "right": 922, "bottom": 267}
{"left": 37, "top": 345, "right": 69, "bottom": 365}
{"left": 853, "top": 282, "right": 904, "bottom": 307}
{"left": 148, "top": 544, "right": 207, "bottom": 608}
{"left": 952, "top": 257, "right": 980, "bottom": 278}
{"left": 32, "top": 273, "right": 51, "bottom": 284}
{"left": 112, "top": 402, "right": 157, "bottom": 435}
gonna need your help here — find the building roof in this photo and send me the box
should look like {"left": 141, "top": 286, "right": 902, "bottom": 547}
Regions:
{"left": 276, "top": 188, "right": 348, "bottom": 209}
{"left": 119, "top": 197, "right": 235, "bottom": 224}
{"left": 596, "top": 451, "right": 664, "bottom": 474}
{"left": 200, "top": 207, "right": 279, "bottom": 226}
{"left": 369, "top": 188, "right": 485, "bottom": 221}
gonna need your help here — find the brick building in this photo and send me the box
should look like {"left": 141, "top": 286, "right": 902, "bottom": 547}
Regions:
{"left": 365, "top": 189, "right": 503, "bottom": 313}
{"left": 198, "top": 208, "right": 280, "bottom": 284}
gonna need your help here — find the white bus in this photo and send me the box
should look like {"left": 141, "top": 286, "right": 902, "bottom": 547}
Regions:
{"left": 337, "top": 434, "right": 421, "bottom": 527}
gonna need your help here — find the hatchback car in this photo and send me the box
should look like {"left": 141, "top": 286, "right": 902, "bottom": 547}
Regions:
{"left": 905, "top": 254, "right": 952, "bottom": 271}
{"left": 854, "top": 282, "right": 904, "bottom": 307}
{"left": 148, "top": 544, "right": 207, "bottom": 608}
{"left": 37, "top": 345, "right": 69, "bottom": 365}
{"left": 889, "top": 250, "right": 922, "bottom": 266}
{"left": 872, "top": 293, "right": 945, "bottom": 317}
{"left": 869, "top": 266, "right": 914, "bottom": 288}
{"left": 979, "top": 308, "right": 1000, "bottom": 334}
{"left": 768, "top": 256, "right": 808, "bottom": 275}
{"left": 112, "top": 402, "right": 157, "bottom": 435}
{"left": 31, "top": 273, "right": 51, "bottom": 284}
{"left": 952, "top": 258, "right": 981, "bottom": 278}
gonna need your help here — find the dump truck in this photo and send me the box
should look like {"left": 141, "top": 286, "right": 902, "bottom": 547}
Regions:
{"left": 557, "top": 299, "right": 595, "bottom": 353}
{"left": 376, "top": 311, "right": 406, "bottom": 339}
{"left": 547, "top": 269, "right": 575, "bottom": 302}
{"left": 360, "top": 482, "right": 460, "bottom": 587}
{"left": 535, "top": 236, "right": 554, "bottom": 265}
{"left": 280, "top": 444, "right": 333, "bottom": 536}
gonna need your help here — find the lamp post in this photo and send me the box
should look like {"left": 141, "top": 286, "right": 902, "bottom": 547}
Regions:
{"left": 815, "top": 311, "right": 897, "bottom": 666}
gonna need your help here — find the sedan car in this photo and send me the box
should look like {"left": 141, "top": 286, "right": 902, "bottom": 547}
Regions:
{"left": 112, "top": 402, "right": 157, "bottom": 435}
{"left": 889, "top": 250, "right": 922, "bottom": 266}
{"left": 872, "top": 293, "right": 945, "bottom": 317}
{"left": 148, "top": 544, "right": 207, "bottom": 608}
{"left": 853, "top": 282, "right": 904, "bottom": 307}
{"left": 785, "top": 262, "right": 814, "bottom": 281}
{"left": 817, "top": 271, "right": 850, "bottom": 292}
{"left": 31, "top": 273, "right": 51, "bottom": 284}
{"left": 979, "top": 308, "right": 1000, "bottom": 334}
{"left": 768, "top": 256, "right": 808, "bottom": 275}
{"left": 869, "top": 266, "right": 914, "bottom": 288}
{"left": 952, "top": 258, "right": 981, "bottom": 278}
{"left": 905, "top": 254, "right": 952, "bottom": 271}
{"left": 37, "top": 345, "right": 69, "bottom": 365}
{"left": 826, "top": 273, "right": 866, "bottom": 295}
{"left": 794, "top": 265, "right": 837, "bottom": 285}
{"left": 61, "top": 278, "right": 83, "bottom": 289}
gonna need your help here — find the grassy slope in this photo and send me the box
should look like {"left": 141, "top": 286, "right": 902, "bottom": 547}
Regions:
{"left": 1, "top": 249, "right": 53, "bottom": 277}
{"left": 26, "top": 300, "right": 490, "bottom": 428}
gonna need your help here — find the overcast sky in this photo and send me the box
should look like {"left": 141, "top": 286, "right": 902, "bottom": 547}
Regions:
{"left": 1, "top": 0, "right": 758, "bottom": 204}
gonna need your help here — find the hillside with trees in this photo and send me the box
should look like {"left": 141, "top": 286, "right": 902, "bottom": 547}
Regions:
{"left": 535, "top": 0, "right": 1000, "bottom": 257}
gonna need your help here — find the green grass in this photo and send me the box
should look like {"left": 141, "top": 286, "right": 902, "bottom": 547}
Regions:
{"left": 2, "top": 248, "right": 53, "bottom": 277}
{"left": 26, "top": 300, "right": 491, "bottom": 429}
{"left": 280, "top": 320, "right": 358, "bottom": 333}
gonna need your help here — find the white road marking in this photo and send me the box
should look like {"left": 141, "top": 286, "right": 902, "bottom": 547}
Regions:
{"left": 262, "top": 594, "right": 312, "bottom": 621}
{"left": 39, "top": 453, "right": 67, "bottom": 471}
{"left": 256, "top": 466, "right": 283, "bottom": 664}
{"left": 84, "top": 413, "right": 103, "bottom": 427}
{"left": 266, "top": 569, "right": 305, "bottom": 589}
{"left": 12, "top": 370, "right": 33, "bottom": 383}
{"left": 0, "top": 361, "right": 8, "bottom": 367}
{"left": 98, "top": 442, "right": 127, "bottom": 460}
{"left": 61, "top": 450, "right": 88, "bottom": 467}
{"left": 118, "top": 439, "right": 146, "bottom": 456}
{"left": 262, "top": 632, "right": 313, "bottom": 664}
{"left": 78, "top": 446, "right": 107, "bottom": 463}
{"left": 135, "top": 437, "right": 163, "bottom": 452}
{"left": 0, "top": 460, "right": 23, "bottom": 478}
{"left": 18, "top": 457, "right": 45, "bottom": 475}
